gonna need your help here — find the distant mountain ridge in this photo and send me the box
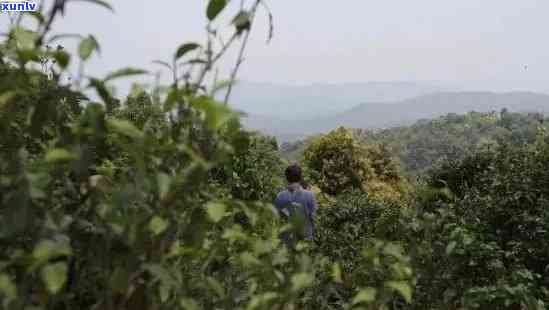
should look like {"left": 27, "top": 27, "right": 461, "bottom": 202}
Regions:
{"left": 228, "top": 81, "right": 449, "bottom": 120}
{"left": 241, "top": 91, "right": 549, "bottom": 141}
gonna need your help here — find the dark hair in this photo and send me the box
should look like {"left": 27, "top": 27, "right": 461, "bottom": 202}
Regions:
{"left": 285, "top": 164, "right": 302, "bottom": 183}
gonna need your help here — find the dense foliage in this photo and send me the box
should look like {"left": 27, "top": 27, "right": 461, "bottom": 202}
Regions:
{"left": 302, "top": 128, "right": 408, "bottom": 202}
{"left": 282, "top": 110, "right": 548, "bottom": 176}
{"left": 362, "top": 110, "right": 548, "bottom": 174}
{"left": 0, "top": 1, "right": 411, "bottom": 309}
{"left": 1, "top": 1, "right": 549, "bottom": 310}
{"left": 403, "top": 135, "right": 549, "bottom": 309}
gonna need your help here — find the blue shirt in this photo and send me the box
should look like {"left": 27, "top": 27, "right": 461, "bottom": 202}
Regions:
{"left": 274, "top": 184, "right": 318, "bottom": 238}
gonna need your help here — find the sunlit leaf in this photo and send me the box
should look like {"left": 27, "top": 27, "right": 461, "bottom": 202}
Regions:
{"left": 107, "top": 119, "right": 144, "bottom": 140}
{"left": 206, "top": 0, "right": 227, "bottom": 21}
{"left": 149, "top": 216, "right": 169, "bottom": 236}
{"left": 240, "top": 252, "right": 261, "bottom": 267}
{"left": 291, "top": 272, "right": 313, "bottom": 292}
{"left": 352, "top": 287, "right": 377, "bottom": 305}
{"left": 45, "top": 148, "right": 76, "bottom": 164}
{"left": 33, "top": 240, "right": 72, "bottom": 262}
{"left": 157, "top": 173, "right": 171, "bottom": 200}
{"left": 41, "top": 262, "right": 68, "bottom": 294}
{"left": 206, "top": 202, "right": 227, "bottom": 223}
{"left": 385, "top": 281, "right": 413, "bottom": 303}
{"left": 331, "top": 262, "right": 342, "bottom": 283}
{"left": 246, "top": 292, "right": 278, "bottom": 310}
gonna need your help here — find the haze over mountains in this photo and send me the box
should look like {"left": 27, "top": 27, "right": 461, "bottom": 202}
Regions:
{"left": 228, "top": 81, "right": 449, "bottom": 120}
{"left": 228, "top": 82, "right": 549, "bottom": 142}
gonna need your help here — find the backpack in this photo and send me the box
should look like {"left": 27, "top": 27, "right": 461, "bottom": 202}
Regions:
{"left": 278, "top": 191, "right": 314, "bottom": 247}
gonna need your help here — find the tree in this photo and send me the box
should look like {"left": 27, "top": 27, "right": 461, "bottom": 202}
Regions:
{"left": 303, "top": 127, "right": 408, "bottom": 202}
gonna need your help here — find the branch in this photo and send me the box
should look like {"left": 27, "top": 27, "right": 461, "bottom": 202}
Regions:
{"left": 223, "top": 0, "right": 263, "bottom": 105}
{"left": 223, "top": 29, "right": 251, "bottom": 105}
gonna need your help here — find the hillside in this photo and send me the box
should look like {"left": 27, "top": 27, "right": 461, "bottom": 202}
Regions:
{"left": 244, "top": 91, "right": 549, "bottom": 141}
{"left": 281, "top": 110, "right": 549, "bottom": 174}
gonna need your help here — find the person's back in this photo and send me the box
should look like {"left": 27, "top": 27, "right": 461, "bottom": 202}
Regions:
{"left": 274, "top": 164, "right": 317, "bottom": 242}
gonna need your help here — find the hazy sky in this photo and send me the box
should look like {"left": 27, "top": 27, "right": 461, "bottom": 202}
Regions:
{"left": 3, "top": 0, "right": 549, "bottom": 92}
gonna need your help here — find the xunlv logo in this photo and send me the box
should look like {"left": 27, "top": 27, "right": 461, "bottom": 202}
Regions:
{"left": 1, "top": 1, "right": 37, "bottom": 12}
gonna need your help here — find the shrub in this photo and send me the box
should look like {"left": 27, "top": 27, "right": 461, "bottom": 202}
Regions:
{"left": 407, "top": 137, "right": 549, "bottom": 309}
{"left": 303, "top": 127, "right": 408, "bottom": 202}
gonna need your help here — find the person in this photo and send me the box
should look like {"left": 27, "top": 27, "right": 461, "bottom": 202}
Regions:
{"left": 274, "top": 164, "right": 317, "bottom": 243}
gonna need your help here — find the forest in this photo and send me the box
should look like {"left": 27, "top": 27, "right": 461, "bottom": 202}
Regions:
{"left": 1, "top": 1, "right": 549, "bottom": 309}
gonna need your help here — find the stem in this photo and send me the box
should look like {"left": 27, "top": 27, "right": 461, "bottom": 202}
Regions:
{"left": 223, "top": 29, "right": 251, "bottom": 105}
{"left": 223, "top": 0, "right": 263, "bottom": 105}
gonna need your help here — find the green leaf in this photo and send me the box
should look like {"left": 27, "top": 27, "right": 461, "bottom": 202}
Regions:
{"left": 157, "top": 173, "right": 171, "bottom": 200}
{"left": 383, "top": 243, "right": 405, "bottom": 260}
{"left": 0, "top": 91, "right": 16, "bottom": 109}
{"left": 205, "top": 277, "right": 225, "bottom": 298}
{"left": 0, "top": 273, "right": 17, "bottom": 300}
{"left": 149, "top": 216, "right": 169, "bottom": 236}
{"left": 160, "top": 284, "right": 171, "bottom": 303}
{"left": 175, "top": 43, "right": 200, "bottom": 60}
{"left": 446, "top": 241, "right": 457, "bottom": 255}
{"left": 41, "top": 262, "right": 67, "bottom": 294}
{"left": 45, "top": 148, "right": 77, "bottom": 164}
{"left": 107, "top": 119, "right": 144, "bottom": 140}
{"left": 104, "top": 68, "right": 148, "bottom": 82}
{"left": 52, "top": 51, "right": 70, "bottom": 69}
{"left": 232, "top": 11, "right": 251, "bottom": 34}
{"left": 179, "top": 297, "right": 200, "bottom": 310}
{"left": 88, "top": 78, "right": 114, "bottom": 107}
{"left": 352, "top": 287, "right": 377, "bottom": 305}
{"left": 78, "top": 35, "right": 100, "bottom": 61}
{"left": 246, "top": 292, "right": 278, "bottom": 310}
{"left": 206, "top": 0, "right": 227, "bottom": 21}
{"left": 206, "top": 202, "right": 227, "bottom": 223}
{"left": 331, "top": 262, "right": 342, "bottom": 283}
{"left": 110, "top": 267, "right": 130, "bottom": 294}
{"left": 385, "top": 281, "right": 412, "bottom": 303}
{"left": 12, "top": 27, "right": 37, "bottom": 50}
{"left": 239, "top": 252, "right": 261, "bottom": 267}
{"left": 192, "top": 96, "right": 237, "bottom": 130}
{"left": 33, "top": 240, "right": 72, "bottom": 262}
{"left": 143, "top": 264, "right": 175, "bottom": 286}
{"left": 291, "top": 272, "right": 314, "bottom": 292}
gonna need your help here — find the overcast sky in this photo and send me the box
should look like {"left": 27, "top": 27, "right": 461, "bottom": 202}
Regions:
{"left": 3, "top": 0, "right": 549, "bottom": 93}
